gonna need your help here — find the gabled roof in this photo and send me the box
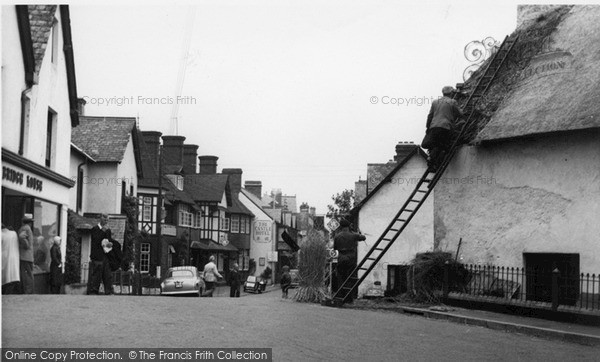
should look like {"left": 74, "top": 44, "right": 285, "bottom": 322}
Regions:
{"left": 184, "top": 174, "right": 229, "bottom": 203}
{"left": 240, "top": 189, "right": 274, "bottom": 221}
{"left": 72, "top": 116, "right": 137, "bottom": 162}
{"left": 351, "top": 146, "right": 428, "bottom": 215}
{"left": 70, "top": 143, "right": 95, "bottom": 162}
{"left": 228, "top": 196, "right": 254, "bottom": 216}
{"left": 16, "top": 5, "right": 79, "bottom": 126}
{"left": 163, "top": 176, "right": 198, "bottom": 209}
{"left": 459, "top": 5, "right": 600, "bottom": 143}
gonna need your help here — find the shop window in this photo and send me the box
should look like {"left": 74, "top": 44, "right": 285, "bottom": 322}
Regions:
{"left": 238, "top": 250, "right": 250, "bottom": 271}
{"left": 31, "top": 199, "right": 60, "bottom": 275}
{"left": 140, "top": 243, "right": 150, "bottom": 273}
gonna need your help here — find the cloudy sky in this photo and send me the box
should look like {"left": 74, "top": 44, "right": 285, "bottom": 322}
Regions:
{"left": 69, "top": 0, "right": 528, "bottom": 213}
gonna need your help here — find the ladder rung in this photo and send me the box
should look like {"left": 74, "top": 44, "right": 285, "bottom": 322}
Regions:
{"left": 409, "top": 199, "right": 420, "bottom": 203}
{"left": 416, "top": 190, "right": 426, "bottom": 193}
{"left": 389, "top": 228, "right": 399, "bottom": 232}
{"left": 374, "top": 248, "right": 383, "bottom": 251}
{"left": 404, "top": 209, "right": 415, "bottom": 213}
{"left": 396, "top": 219, "right": 407, "bottom": 222}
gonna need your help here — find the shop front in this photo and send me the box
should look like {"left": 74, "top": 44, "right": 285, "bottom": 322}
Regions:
{"left": 2, "top": 151, "right": 74, "bottom": 293}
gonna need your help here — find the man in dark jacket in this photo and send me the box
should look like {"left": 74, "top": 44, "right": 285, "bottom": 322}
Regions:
{"left": 88, "top": 214, "right": 113, "bottom": 295}
{"left": 425, "top": 86, "right": 464, "bottom": 170}
{"left": 333, "top": 218, "right": 366, "bottom": 303}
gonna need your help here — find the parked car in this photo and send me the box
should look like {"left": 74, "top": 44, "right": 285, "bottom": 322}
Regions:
{"left": 243, "top": 276, "right": 266, "bottom": 293}
{"left": 160, "top": 266, "right": 205, "bottom": 297}
{"left": 289, "top": 269, "right": 299, "bottom": 288}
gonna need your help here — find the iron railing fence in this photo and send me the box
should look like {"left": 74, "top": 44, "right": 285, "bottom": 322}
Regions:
{"left": 444, "top": 264, "right": 600, "bottom": 312}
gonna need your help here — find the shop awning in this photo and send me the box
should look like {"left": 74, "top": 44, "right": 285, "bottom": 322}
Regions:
{"left": 281, "top": 231, "right": 300, "bottom": 252}
{"left": 190, "top": 239, "right": 238, "bottom": 252}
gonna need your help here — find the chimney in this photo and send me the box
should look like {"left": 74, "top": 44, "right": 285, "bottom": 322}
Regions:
{"left": 161, "top": 135, "right": 186, "bottom": 170}
{"left": 309, "top": 207, "right": 316, "bottom": 216}
{"left": 272, "top": 189, "right": 282, "bottom": 207}
{"left": 394, "top": 141, "right": 417, "bottom": 162}
{"left": 222, "top": 168, "right": 243, "bottom": 195}
{"left": 355, "top": 179, "right": 367, "bottom": 204}
{"left": 300, "top": 204, "right": 309, "bottom": 213}
{"left": 141, "top": 131, "right": 162, "bottom": 172}
{"left": 198, "top": 155, "right": 218, "bottom": 175}
{"left": 244, "top": 181, "right": 262, "bottom": 199}
{"left": 183, "top": 144, "right": 199, "bottom": 175}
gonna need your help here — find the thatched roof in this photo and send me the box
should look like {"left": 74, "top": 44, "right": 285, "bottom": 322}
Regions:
{"left": 460, "top": 6, "right": 600, "bottom": 143}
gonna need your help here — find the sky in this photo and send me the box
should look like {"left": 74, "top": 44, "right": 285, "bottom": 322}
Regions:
{"left": 66, "top": 0, "right": 531, "bottom": 214}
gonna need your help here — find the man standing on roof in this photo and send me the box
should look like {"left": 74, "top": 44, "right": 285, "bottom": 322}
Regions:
{"left": 333, "top": 218, "right": 365, "bottom": 304}
{"left": 425, "top": 86, "right": 464, "bottom": 171}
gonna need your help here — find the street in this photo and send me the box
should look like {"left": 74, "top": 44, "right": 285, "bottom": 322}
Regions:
{"left": 2, "top": 289, "right": 598, "bottom": 361}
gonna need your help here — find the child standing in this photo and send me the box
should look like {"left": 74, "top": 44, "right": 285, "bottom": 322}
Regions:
{"left": 280, "top": 265, "right": 292, "bottom": 298}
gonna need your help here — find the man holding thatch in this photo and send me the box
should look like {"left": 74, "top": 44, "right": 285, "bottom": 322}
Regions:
{"left": 424, "top": 86, "right": 463, "bottom": 171}
{"left": 333, "top": 218, "right": 365, "bottom": 303}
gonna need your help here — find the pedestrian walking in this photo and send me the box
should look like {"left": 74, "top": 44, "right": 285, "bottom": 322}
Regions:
{"left": 49, "top": 236, "right": 63, "bottom": 294}
{"left": 2, "top": 224, "right": 20, "bottom": 294}
{"left": 202, "top": 255, "right": 222, "bottom": 297}
{"left": 280, "top": 266, "right": 292, "bottom": 299}
{"left": 228, "top": 263, "right": 241, "bottom": 298}
{"left": 18, "top": 213, "right": 35, "bottom": 294}
{"left": 424, "top": 86, "right": 464, "bottom": 171}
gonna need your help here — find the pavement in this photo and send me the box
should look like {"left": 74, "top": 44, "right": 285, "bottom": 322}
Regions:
{"left": 346, "top": 298, "right": 600, "bottom": 347}
{"left": 247, "top": 283, "right": 600, "bottom": 347}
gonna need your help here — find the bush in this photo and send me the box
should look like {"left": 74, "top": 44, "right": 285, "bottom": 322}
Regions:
{"left": 64, "top": 211, "right": 81, "bottom": 285}
{"left": 407, "top": 251, "right": 469, "bottom": 303}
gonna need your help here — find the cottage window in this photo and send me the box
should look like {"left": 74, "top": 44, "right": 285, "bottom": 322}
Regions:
{"left": 51, "top": 20, "right": 59, "bottom": 64}
{"left": 140, "top": 243, "right": 150, "bottom": 273}
{"left": 45, "top": 109, "right": 57, "bottom": 168}
{"left": 230, "top": 215, "right": 240, "bottom": 233}
{"left": 221, "top": 217, "right": 230, "bottom": 231}
{"left": 142, "top": 197, "right": 152, "bottom": 221}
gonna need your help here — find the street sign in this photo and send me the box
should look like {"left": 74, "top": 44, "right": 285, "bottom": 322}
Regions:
{"left": 327, "top": 248, "right": 338, "bottom": 263}
{"left": 327, "top": 218, "right": 340, "bottom": 231}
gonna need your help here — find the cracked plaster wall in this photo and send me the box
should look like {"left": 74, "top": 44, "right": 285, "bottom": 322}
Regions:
{"left": 434, "top": 131, "right": 599, "bottom": 272}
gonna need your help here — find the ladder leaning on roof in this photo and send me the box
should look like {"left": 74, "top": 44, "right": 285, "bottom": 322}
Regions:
{"left": 325, "top": 34, "right": 519, "bottom": 307}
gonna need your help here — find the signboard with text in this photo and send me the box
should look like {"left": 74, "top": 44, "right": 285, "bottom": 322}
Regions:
{"left": 253, "top": 220, "right": 272, "bottom": 243}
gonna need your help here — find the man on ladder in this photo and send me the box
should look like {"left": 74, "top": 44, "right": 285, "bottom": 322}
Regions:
{"left": 424, "top": 86, "right": 464, "bottom": 171}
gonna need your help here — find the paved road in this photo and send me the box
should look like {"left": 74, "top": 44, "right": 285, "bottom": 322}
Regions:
{"left": 2, "top": 290, "right": 598, "bottom": 361}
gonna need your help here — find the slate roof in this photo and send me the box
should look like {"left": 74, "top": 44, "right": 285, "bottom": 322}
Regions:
{"left": 184, "top": 174, "right": 229, "bottom": 203}
{"left": 229, "top": 196, "right": 254, "bottom": 216}
{"left": 28, "top": 5, "right": 57, "bottom": 76}
{"left": 71, "top": 117, "right": 136, "bottom": 162}
{"left": 352, "top": 146, "right": 428, "bottom": 215}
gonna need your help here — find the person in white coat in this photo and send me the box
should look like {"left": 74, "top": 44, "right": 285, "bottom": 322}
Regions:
{"left": 2, "top": 224, "right": 20, "bottom": 294}
{"left": 202, "top": 255, "right": 222, "bottom": 296}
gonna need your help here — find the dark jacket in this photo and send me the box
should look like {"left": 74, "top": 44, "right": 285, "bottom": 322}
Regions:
{"left": 90, "top": 225, "right": 112, "bottom": 262}
{"left": 228, "top": 269, "right": 242, "bottom": 288}
{"left": 426, "top": 96, "right": 463, "bottom": 130}
{"left": 50, "top": 244, "right": 62, "bottom": 287}
{"left": 281, "top": 272, "right": 292, "bottom": 290}
{"left": 334, "top": 229, "right": 366, "bottom": 264}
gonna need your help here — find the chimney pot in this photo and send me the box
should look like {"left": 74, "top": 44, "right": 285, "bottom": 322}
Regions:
{"left": 244, "top": 181, "right": 262, "bottom": 199}
{"left": 198, "top": 155, "right": 218, "bottom": 175}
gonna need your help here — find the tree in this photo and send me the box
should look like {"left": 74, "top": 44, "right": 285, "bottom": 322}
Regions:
{"left": 327, "top": 189, "right": 355, "bottom": 218}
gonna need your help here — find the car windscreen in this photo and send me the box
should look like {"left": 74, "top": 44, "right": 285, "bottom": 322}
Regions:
{"left": 169, "top": 270, "right": 194, "bottom": 278}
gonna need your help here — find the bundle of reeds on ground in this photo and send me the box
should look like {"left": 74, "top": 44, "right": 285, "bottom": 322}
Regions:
{"left": 293, "top": 230, "right": 329, "bottom": 303}
{"left": 407, "top": 251, "right": 469, "bottom": 303}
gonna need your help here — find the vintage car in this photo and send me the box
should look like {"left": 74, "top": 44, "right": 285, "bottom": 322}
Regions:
{"left": 243, "top": 276, "right": 266, "bottom": 293}
{"left": 160, "top": 266, "right": 205, "bottom": 297}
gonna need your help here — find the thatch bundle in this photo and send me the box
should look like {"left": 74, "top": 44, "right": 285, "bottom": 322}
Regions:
{"left": 293, "top": 230, "right": 329, "bottom": 303}
{"left": 407, "top": 251, "right": 469, "bottom": 303}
